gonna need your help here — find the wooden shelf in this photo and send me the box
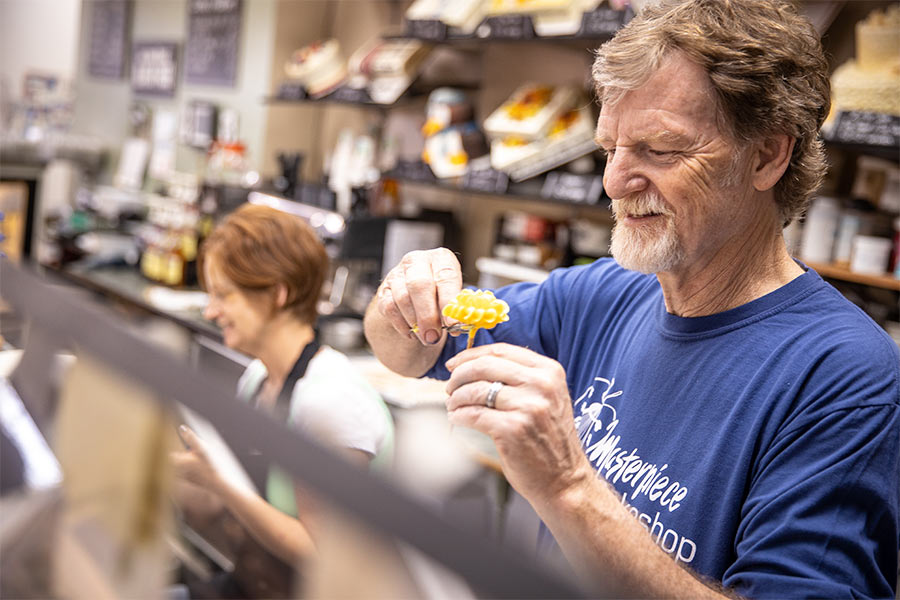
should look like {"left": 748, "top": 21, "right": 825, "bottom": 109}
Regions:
{"left": 806, "top": 260, "right": 900, "bottom": 291}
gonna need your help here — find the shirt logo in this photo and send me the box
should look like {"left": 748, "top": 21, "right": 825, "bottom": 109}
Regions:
{"left": 574, "top": 376, "right": 697, "bottom": 564}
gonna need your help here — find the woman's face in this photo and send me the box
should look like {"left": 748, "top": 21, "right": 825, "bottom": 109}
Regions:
{"left": 202, "top": 257, "right": 273, "bottom": 356}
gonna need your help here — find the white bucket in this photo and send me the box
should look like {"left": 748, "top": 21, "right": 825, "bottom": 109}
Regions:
{"left": 800, "top": 197, "right": 840, "bottom": 263}
{"left": 850, "top": 235, "right": 893, "bottom": 275}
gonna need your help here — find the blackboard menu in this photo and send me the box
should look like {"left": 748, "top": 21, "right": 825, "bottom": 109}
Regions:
{"left": 462, "top": 166, "right": 509, "bottom": 194}
{"left": 184, "top": 0, "right": 242, "bottom": 87}
{"left": 276, "top": 81, "right": 308, "bottom": 101}
{"left": 477, "top": 15, "right": 535, "bottom": 39}
{"left": 390, "top": 160, "right": 437, "bottom": 183}
{"left": 327, "top": 86, "right": 375, "bottom": 104}
{"left": 405, "top": 19, "right": 448, "bottom": 41}
{"left": 828, "top": 111, "right": 900, "bottom": 149}
{"left": 579, "top": 6, "right": 633, "bottom": 37}
{"left": 88, "top": 0, "right": 132, "bottom": 79}
{"left": 540, "top": 172, "right": 604, "bottom": 205}
{"left": 131, "top": 42, "right": 179, "bottom": 96}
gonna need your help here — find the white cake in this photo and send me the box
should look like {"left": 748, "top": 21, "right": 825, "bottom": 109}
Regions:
{"left": 423, "top": 125, "right": 487, "bottom": 178}
{"left": 483, "top": 84, "right": 577, "bottom": 140}
{"left": 830, "top": 5, "right": 900, "bottom": 116}
{"left": 284, "top": 39, "right": 348, "bottom": 97}
{"left": 490, "top": 104, "right": 597, "bottom": 181}
{"left": 406, "top": 0, "right": 487, "bottom": 33}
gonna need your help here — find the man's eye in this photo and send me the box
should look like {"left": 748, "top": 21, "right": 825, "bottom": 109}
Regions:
{"left": 648, "top": 149, "right": 675, "bottom": 157}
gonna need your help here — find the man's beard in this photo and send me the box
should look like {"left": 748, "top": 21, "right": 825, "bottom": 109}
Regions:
{"left": 609, "top": 192, "right": 684, "bottom": 274}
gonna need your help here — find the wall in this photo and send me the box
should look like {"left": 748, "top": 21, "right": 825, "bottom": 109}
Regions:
{"left": 0, "top": 0, "right": 82, "bottom": 98}
{"left": 258, "top": 0, "right": 330, "bottom": 179}
{"left": 70, "top": 0, "right": 277, "bottom": 179}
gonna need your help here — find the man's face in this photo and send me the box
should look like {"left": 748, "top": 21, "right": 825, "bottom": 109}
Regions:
{"left": 596, "top": 51, "right": 753, "bottom": 275}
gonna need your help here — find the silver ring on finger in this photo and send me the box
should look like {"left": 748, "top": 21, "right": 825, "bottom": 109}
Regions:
{"left": 485, "top": 381, "right": 503, "bottom": 409}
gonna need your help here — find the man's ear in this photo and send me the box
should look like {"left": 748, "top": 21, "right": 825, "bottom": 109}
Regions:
{"left": 752, "top": 133, "right": 795, "bottom": 192}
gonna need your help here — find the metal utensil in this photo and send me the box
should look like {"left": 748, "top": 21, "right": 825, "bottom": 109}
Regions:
{"left": 409, "top": 322, "right": 471, "bottom": 335}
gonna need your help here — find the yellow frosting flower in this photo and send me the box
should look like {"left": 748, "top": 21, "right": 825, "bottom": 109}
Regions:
{"left": 442, "top": 289, "right": 510, "bottom": 348}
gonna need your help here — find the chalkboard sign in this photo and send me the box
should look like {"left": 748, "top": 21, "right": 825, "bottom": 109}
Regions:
{"left": 579, "top": 6, "right": 632, "bottom": 37}
{"left": 276, "top": 81, "right": 308, "bottom": 101}
{"left": 829, "top": 111, "right": 900, "bottom": 149}
{"left": 131, "top": 42, "right": 178, "bottom": 96}
{"left": 184, "top": 0, "right": 242, "bottom": 87}
{"left": 405, "top": 19, "right": 448, "bottom": 41}
{"left": 391, "top": 160, "right": 437, "bottom": 183}
{"left": 88, "top": 0, "right": 132, "bottom": 79}
{"left": 477, "top": 15, "right": 535, "bottom": 39}
{"left": 326, "top": 86, "right": 374, "bottom": 104}
{"left": 462, "top": 167, "right": 509, "bottom": 194}
{"left": 541, "top": 172, "right": 604, "bottom": 205}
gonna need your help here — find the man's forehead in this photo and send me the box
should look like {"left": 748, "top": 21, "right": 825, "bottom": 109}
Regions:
{"left": 594, "top": 119, "right": 692, "bottom": 146}
{"left": 595, "top": 52, "right": 719, "bottom": 138}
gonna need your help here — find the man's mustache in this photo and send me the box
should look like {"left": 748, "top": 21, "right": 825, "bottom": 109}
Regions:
{"left": 611, "top": 193, "right": 673, "bottom": 219}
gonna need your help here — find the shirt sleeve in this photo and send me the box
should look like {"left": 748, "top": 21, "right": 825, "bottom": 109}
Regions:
{"left": 724, "top": 335, "right": 900, "bottom": 599}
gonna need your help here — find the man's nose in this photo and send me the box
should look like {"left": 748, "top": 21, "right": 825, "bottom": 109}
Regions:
{"left": 603, "top": 149, "right": 648, "bottom": 199}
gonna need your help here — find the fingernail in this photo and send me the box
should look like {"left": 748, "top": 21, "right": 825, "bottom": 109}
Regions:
{"left": 446, "top": 357, "right": 457, "bottom": 370}
{"left": 425, "top": 329, "right": 439, "bottom": 344}
{"left": 179, "top": 425, "right": 188, "bottom": 434}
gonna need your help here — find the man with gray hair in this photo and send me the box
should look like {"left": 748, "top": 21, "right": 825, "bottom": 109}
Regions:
{"left": 364, "top": 0, "right": 899, "bottom": 597}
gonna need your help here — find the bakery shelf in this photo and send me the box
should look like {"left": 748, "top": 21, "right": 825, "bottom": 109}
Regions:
{"left": 387, "top": 161, "right": 611, "bottom": 210}
{"left": 823, "top": 111, "right": 900, "bottom": 162}
{"left": 477, "top": 258, "right": 900, "bottom": 290}
{"left": 806, "top": 260, "right": 900, "bottom": 291}
{"left": 824, "top": 139, "right": 900, "bottom": 163}
{"left": 267, "top": 80, "right": 480, "bottom": 109}
{"left": 267, "top": 83, "right": 410, "bottom": 108}
{"left": 401, "top": 6, "right": 632, "bottom": 43}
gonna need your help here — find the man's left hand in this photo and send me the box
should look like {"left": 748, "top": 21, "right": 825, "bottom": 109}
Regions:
{"left": 445, "top": 343, "right": 594, "bottom": 503}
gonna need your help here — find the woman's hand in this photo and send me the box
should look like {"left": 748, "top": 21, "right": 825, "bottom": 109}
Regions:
{"left": 171, "top": 425, "right": 227, "bottom": 496}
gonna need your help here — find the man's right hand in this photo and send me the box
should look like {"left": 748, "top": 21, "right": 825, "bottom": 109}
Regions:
{"left": 364, "top": 247, "right": 463, "bottom": 377}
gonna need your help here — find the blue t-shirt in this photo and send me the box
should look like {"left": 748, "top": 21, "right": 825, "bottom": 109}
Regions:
{"left": 427, "top": 259, "right": 900, "bottom": 599}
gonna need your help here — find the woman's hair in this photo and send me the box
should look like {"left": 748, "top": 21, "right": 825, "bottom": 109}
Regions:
{"left": 592, "top": 0, "right": 831, "bottom": 226}
{"left": 199, "top": 203, "right": 329, "bottom": 325}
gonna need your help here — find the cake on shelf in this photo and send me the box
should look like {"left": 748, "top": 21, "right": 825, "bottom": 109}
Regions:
{"left": 406, "top": 0, "right": 488, "bottom": 34}
{"left": 347, "top": 38, "right": 432, "bottom": 104}
{"left": 423, "top": 124, "right": 489, "bottom": 178}
{"left": 490, "top": 104, "right": 596, "bottom": 181}
{"left": 284, "top": 39, "right": 348, "bottom": 97}
{"left": 830, "top": 5, "right": 900, "bottom": 117}
{"left": 421, "top": 88, "right": 488, "bottom": 178}
{"left": 487, "top": 0, "right": 601, "bottom": 36}
{"left": 483, "top": 83, "right": 578, "bottom": 140}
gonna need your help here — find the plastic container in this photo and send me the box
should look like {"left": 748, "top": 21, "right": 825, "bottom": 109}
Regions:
{"left": 833, "top": 210, "right": 862, "bottom": 264}
{"left": 850, "top": 235, "right": 893, "bottom": 275}
{"left": 800, "top": 196, "right": 841, "bottom": 263}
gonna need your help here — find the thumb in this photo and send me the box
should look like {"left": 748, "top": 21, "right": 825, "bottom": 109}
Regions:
{"left": 178, "top": 425, "right": 204, "bottom": 454}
